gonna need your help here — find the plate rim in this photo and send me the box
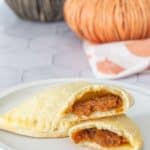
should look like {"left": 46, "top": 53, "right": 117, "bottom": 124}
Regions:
{"left": 0, "top": 78, "right": 149, "bottom": 150}
{"left": 0, "top": 78, "right": 149, "bottom": 98}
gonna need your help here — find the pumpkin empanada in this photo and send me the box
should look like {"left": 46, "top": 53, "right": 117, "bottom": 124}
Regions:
{"left": 0, "top": 82, "right": 133, "bottom": 138}
{"left": 69, "top": 115, "right": 143, "bottom": 150}
{"left": 61, "top": 84, "right": 133, "bottom": 121}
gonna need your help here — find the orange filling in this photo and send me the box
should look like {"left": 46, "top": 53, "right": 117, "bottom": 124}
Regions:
{"left": 70, "top": 94, "right": 122, "bottom": 116}
{"left": 72, "top": 128, "right": 129, "bottom": 147}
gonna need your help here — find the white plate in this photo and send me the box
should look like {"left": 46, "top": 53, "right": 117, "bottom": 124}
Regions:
{"left": 0, "top": 78, "right": 149, "bottom": 150}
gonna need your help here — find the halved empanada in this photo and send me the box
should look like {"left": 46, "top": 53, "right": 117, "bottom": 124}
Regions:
{"left": 61, "top": 84, "right": 133, "bottom": 121}
{"left": 69, "top": 115, "right": 143, "bottom": 150}
{"left": 0, "top": 82, "right": 134, "bottom": 138}
{"left": 0, "top": 82, "right": 90, "bottom": 138}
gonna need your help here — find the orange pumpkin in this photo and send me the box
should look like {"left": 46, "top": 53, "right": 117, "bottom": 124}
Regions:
{"left": 64, "top": 0, "right": 150, "bottom": 43}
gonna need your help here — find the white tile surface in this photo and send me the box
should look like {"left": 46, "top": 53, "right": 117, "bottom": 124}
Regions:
{"left": 0, "top": 52, "right": 52, "bottom": 69}
{"left": 22, "top": 65, "right": 80, "bottom": 82}
{"left": 0, "top": 1, "right": 149, "bottom": 91}
{"left": 0, "top": 67, "right": 22, "bottom": 90}
{"left": 138, "top": 73, "right": 150, "bottom": 82}
{"left": 0, "top": 34, "right": 28, "bottom": 49}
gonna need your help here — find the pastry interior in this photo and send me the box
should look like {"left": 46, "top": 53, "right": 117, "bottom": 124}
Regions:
{"left": 72, "top": 128, "right": 130, "bottom": 148}
{"left": 68, "top": 90, "right": 123, "bottom": 116}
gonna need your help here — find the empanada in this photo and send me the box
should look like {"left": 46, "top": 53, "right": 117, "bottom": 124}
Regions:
{"left": 61, "top": 84, "right": 133, "bottom": 121}
{"left": 0, "top": 82, "right": 133, "bottom": 138}
{"left": 69, "top": 115, "right": 143, "bottom": 150}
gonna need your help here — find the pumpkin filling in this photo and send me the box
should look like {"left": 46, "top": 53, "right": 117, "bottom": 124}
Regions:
{"left": 72, "top": 128, "right": 129, "bottom": 147}
{"left": 69, "top": 94, "right": 123, "bottom": 116}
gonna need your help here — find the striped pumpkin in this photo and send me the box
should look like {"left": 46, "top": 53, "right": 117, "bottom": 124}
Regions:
{"left": 5, "top": 0, "right": 65, "bottom": 22}
{"left": 64, "top": 0, "right": 150, "bottom": 43}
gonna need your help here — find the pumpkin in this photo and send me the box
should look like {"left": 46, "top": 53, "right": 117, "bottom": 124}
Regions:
{"left": 64, "top": 0, "right": 150, "bottom": 43}
{"left": 5, "top": 0, "right": 65, "bottom": 22}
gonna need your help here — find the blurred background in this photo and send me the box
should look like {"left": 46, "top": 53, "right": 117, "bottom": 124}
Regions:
{"left": 0, "top": 0, "right": 149, "bottom": 91}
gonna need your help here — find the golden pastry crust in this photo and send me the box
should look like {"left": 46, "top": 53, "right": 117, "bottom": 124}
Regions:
{"left": 69, "top": 115, "right": 143, "bottom": 150}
